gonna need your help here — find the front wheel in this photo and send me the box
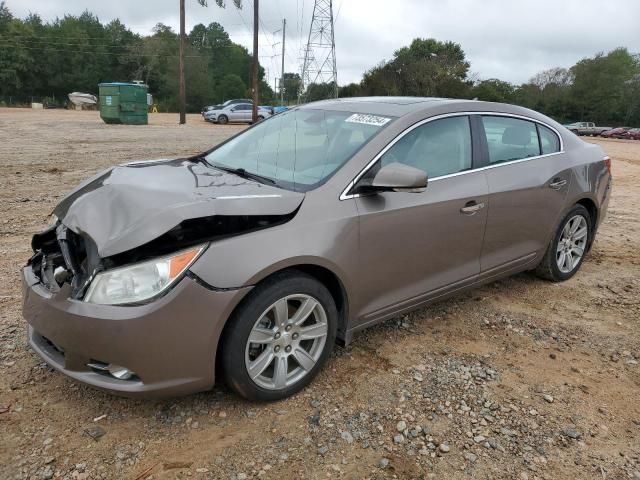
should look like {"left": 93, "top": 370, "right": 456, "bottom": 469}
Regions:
{"left": 220, "top": 272, "right": 337, "bottom": 401}
{"left": 535, "top": 204, "right": 591, "bottom": 282}
{"left": 217, "top": 114, "right": 228, "bottom": 125}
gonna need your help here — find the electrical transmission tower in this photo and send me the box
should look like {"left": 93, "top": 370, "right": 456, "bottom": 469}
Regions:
{"left": 300, "top": 0, "right": 338, "bottom": 100}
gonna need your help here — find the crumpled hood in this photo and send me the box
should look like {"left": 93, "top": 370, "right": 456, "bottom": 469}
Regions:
{"left": 53, "top": 158, "right": 304, "bottom": 258}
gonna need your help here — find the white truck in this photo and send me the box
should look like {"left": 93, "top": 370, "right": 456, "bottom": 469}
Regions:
{"left": 564, "top": 122, "right": 612, "bottom": 136}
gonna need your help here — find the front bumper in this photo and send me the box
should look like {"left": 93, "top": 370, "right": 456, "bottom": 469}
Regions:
{"left": 22, "top": 265, "right": 250, "bottom": 398}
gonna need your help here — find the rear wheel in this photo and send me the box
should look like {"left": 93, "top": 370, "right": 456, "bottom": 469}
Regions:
{"left": 217, "top": 114, "right": 228, "bottom": 125}
{"left": 220, "top": 272, "right": 337, "bottom": 401}
{"left": 535, "top": 204, "right": 591, "bottom": 282}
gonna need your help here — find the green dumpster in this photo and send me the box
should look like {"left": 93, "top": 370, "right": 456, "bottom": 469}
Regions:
{"left": 98, "top": 82, "right": 148, "bottom": 125}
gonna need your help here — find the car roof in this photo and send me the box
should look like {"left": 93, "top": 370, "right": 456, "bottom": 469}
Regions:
{"left": 297, "top": 96, "right": 543, "bottom": 119}
{"left": 297, "top": 97, "right": 449, "bottom": 116}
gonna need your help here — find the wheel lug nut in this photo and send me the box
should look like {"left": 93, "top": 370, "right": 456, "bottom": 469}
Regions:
{"left": 274, "top": 332, "right": 281, "bottom": 339}
{"left": 285, "top": 325, "right": 292, "bottom": 332}
{"left": 292, "top": 333, "right": 299, "bottom": 340}
{"left": 285, "top": 345, "right": 292, "bottom": 353}
{"left": 274, "top": 346, "right": 281, "bottom": 353}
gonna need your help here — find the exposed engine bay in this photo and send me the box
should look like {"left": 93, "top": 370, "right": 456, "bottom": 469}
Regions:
{"left": 28, "top": 213, "right": 296, "bottom": 299}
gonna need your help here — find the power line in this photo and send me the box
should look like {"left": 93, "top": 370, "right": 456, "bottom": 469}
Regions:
{"left": 0, "top": 40, "right": 241, "bottom": 57}
{"left": 335, "top": 0, "right": 344, "bottom": 24}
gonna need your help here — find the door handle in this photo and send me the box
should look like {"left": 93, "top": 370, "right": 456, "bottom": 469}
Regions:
{"left": 460, "top": 201, "right": 485, "bottom": 215}
{"left": 549, "top": 178, "right": 568, "bottom": 190}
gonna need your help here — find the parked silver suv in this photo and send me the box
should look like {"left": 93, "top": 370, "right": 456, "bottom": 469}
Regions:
{"left": 22, "top": 97, "right": 612, "bottom": 400}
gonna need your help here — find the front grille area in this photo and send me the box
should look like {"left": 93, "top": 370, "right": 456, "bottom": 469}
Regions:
{"left": 29, "top": 223, "right": 88, "bottom": 295}
{"left": 31, "top": 331, "right": 66, "bottom": 365}
{"left": 41, "top": 335, "right": 65, "bottom": 357}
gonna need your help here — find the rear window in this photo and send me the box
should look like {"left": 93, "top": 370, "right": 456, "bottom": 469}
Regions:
{"left": 538, "top": 124, "right": 561, "bottom": 155}
{"left": 205, "top": 109, "right": 393, "bottom": 192}
{"left": 482, "top": 116, "right": 540, "bottom": 164}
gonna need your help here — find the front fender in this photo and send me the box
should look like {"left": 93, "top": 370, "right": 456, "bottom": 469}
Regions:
{"left": 188, "top": 211, "right": 359, "bottom": 297}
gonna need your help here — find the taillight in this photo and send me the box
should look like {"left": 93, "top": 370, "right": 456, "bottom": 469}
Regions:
{"left": 603, "top": 156, "right": 611, "bottom": 174}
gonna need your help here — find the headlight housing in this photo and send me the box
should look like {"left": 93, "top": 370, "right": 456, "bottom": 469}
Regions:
{"left": 84, "top": 245, "right": 206, "bottom": 305}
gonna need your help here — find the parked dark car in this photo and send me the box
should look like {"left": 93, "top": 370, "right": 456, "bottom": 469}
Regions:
{"left": 626, "top": 128, "right": 640, "bottom": 140}
{"left": 22, "top": 97, "right": 612, "bottom": 401}
{"left": 601, "top": 127, "right": 631, "bottom": 139}
{"left": 201, "top": 105, "right": 222, "bottom": 117}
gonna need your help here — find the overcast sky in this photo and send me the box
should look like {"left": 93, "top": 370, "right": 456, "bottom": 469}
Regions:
{"left": 5, "top": 0, "right": 640, "bottom": 87}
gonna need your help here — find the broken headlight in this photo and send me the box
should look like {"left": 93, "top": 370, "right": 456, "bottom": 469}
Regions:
{"left": 83, "top": 245, "right": 206, "bottom": 305}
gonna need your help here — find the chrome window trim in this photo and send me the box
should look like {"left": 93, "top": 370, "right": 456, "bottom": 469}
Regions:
{"left": 339, "top": 111, "right": 565, "bottom": 201}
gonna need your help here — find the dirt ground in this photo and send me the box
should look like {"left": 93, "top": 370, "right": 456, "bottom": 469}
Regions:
{"left": 0, "top": 109, "right": 638, "bottom": 480}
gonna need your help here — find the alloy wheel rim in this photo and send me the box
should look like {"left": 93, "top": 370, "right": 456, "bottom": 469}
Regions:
{"left": 244, "top": 294, "right": 328, "bottom": 390}
{"left": 556, "top": 215, "right": 588, "bottom": 273}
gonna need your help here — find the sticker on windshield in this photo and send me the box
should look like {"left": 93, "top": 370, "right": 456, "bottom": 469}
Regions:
{"left": 345, "top": 114, "right": 391, "bottom": 127}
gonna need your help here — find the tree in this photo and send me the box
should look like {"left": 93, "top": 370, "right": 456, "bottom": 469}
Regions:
{"left": 472, "top": 79, "right": 515, "bottom": 103}
{"left": 359, "top": 38, "right": 471, "bottom": 98}
{"left": 569, "top": 48, "right": 638, "bottom": 124}
{"left": 281, "top": 73, "right": 302, "bottom": 103}
{"left": 0, "top": 5, "right": 35, "bottom": 98}
{"left": 179, "top": 0, "right": 243, "bottom": 123}
{"left": 219, "top": 74, "right": 246, "bottom": 101}
{"left": 531, "top": 67, "right": 573, "bottom": 89}
{"left": 306, "top": 82, "right": 337, "bottom": 102}
{"left": 338, "top": 82, "right": 361, "bottom": 98}
{"left": 0, "top": 4, "right": 275, "bottom": 111}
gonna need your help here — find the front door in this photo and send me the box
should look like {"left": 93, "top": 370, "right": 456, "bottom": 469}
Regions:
{"left": 352, "top": 115, "right": 488, "bottom": 324}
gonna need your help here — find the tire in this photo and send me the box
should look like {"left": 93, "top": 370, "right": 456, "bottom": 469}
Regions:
{"left": 217, "top": 114, "right": 228, "bottom": 125}
{"left": 220, "top": 271, "right": 337, "bottom": 401}
{"left": 535, "top": 204, "right": 592, "bottom": 282}
{"left": 257, "top": 115, "right": 265, "bottom": 121}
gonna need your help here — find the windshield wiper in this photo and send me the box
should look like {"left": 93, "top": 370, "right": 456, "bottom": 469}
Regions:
{"left": 210, "top": 163, "right": 277, "bottom": 185}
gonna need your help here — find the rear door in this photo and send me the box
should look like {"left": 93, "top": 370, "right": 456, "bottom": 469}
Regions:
{"left": 239, "top": 104, "right": 253, "bottom": 122}
{"left": 478, "top": 115, "right": 569, "bottom": 276}
{"left": 352, "top": 115, "right": 488, "bottom": 323}
{"left": 228, "top": 104, "right": 246, "bottom": 122}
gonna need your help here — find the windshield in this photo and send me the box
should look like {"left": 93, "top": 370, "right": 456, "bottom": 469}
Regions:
{"left": 205, "top": 109, "right": 393, "bottom": 192}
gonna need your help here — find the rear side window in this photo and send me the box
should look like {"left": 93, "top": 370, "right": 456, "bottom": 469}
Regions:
{"left": 380, "top": 116, "right": 472, "bottom": 178}
{"left": 482, "top": 116, "right": 541, "bottom": 164}
{"left": 538, "top": 124, "right": 561, "bottom": 154}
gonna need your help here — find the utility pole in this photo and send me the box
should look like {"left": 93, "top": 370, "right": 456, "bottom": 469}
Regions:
{"left": 179, "top": 0, "right": 186, "bottom": 124}
{"left": 251, "top": 0, "right": 259, "bottom": 123}
{"left": 280, "top": 19, "right": 286, "bottom": 105}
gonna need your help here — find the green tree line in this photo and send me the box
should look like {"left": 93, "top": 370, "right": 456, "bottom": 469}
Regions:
{"left": 2, "top": 1, "right": 639, "bottom": 125}
{"left": 334, "top": 38, "right": 640, "bottom": 126}
{"left": 0, "top": 2, "right": 275, "bottom": 111}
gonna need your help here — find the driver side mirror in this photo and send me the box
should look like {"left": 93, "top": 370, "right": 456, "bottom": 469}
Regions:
{"left": 359, "top": 162, "right": 428, "bottom": 193}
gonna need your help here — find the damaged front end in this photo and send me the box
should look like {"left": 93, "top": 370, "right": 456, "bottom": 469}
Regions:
{"left": 29, "top": 222, "right": 101, "bottom": 299}
{"left": 28, "top": 158, "right": 305, "bottom": 303}
{"left": 28, "top": 212, "right": 296, "bottom": 304}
